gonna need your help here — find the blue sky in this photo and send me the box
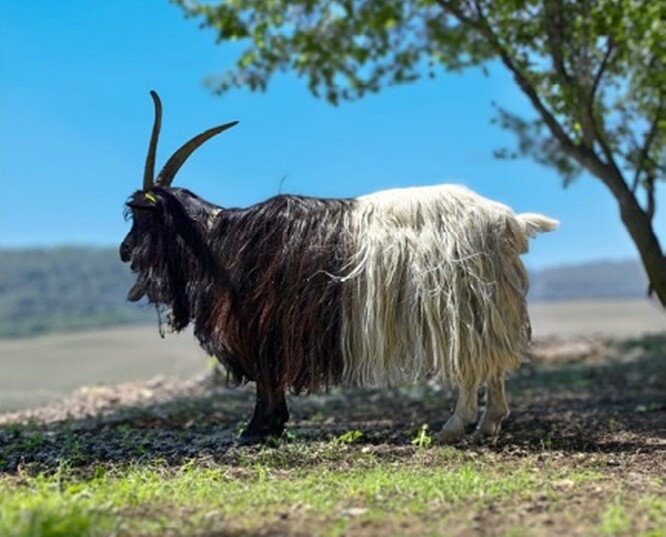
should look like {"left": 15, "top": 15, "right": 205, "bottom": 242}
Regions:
{"left": 1, "top": 1, "right": 662, "bottom": 270}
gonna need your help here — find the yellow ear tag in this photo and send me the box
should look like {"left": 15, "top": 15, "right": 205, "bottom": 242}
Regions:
{"left": 145, "top": 193, "right": 157, "bottom": 203}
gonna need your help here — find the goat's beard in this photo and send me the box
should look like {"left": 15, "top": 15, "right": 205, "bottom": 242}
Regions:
{"left": 134, "top": 239, "right": 218, "bottom": 339}
{"left": 124, "top": 237, "right": 191, "bottom": 334}
{"left": 126, "top": 241, "right": 165, "bottom": 303}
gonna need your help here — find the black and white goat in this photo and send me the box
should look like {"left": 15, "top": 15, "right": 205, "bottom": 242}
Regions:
{"left": 121, "top": 92, "right": 558, "bottom": 444}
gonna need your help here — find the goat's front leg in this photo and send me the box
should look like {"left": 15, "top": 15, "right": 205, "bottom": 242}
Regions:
{"left": 238, "top": 380, "right": 289, "bottom": 445}
{"left": 436, "top": 382, "right": 479, "bottom": 444}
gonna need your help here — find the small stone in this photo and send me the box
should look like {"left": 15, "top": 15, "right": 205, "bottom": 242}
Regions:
{"left": 340, "top": 507, "right": 368, "bottom": 517}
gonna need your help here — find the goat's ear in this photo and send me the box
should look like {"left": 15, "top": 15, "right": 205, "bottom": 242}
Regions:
{"left": 128, "top": 191, "right": 161, "bottom": 210}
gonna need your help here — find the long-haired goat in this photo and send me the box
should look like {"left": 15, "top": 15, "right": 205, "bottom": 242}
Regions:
{"left": 121, "top": 91, "right": 558, "bottom": 444}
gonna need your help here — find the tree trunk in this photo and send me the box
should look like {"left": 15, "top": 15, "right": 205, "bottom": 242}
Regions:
{"left": 618, "top": 195, "right": 666, "bottom": 308}
{"left": 599, "top": 170, "right": 666, "bottom": 307}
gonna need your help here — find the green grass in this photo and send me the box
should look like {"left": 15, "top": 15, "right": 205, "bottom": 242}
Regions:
{"left": 6, "top": 441, "right": 662, "bottom": 537}
{"left": 598, "top": 494, "right": 666, "bottom": 537}
{"left": 0, "top": 445, "right": 577, "bottom": 537}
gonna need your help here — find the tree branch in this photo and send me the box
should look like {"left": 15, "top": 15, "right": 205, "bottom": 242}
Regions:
{"left": 645, "top": 175, "right": 656, "bottom": 221}
{"left": 436, "top": 0, "right": 605, "bottom": 175}
{"left": 434, "top": 0, "right": 638, "bottom": 204}
{"left": 585, "top": 37, "right": 616, "bottom": 168}
{"left": 590, "top": 36, "right": 614, "bottom": 102}
{"left": 632, "top": 96, "right": 665, "bottom": 191}
{"left": 544, "top": 0, "right": 573, "bottom": 85}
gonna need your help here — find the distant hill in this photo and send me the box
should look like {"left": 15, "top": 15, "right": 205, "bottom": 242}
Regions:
{"left": 528, "top": 259, "right": 649, "bottom": 301}
{"left": 0, "top": 247, "right": 650, "bottom": 338}
{"left": 0, "top": 247, "right": 152, "bottom": 338}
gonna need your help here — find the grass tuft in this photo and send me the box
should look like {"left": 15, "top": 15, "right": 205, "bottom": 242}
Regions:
{"left": 0, "top": 448, "right": 551, "bottom": 536}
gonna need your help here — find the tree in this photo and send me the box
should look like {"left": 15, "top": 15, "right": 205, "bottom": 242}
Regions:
{"left": 174, "top": 0, "right": 666, "bottom": 306}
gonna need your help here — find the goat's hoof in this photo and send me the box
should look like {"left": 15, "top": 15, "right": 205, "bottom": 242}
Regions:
{"left": 236, "top": 431, "right": 282, "bottom": 448}
{"left": 434, "top": 429, "right": 465, "bottom": 445}
{"left": 470, "top": 429, "right": 498, "bottom": 444}
{"left": 472, "top": 418, "right": 504, "bottom": 442}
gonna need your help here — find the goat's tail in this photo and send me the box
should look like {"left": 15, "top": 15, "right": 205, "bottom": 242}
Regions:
{"left": 516, "top": 213, "right": 559, "bottom": 238}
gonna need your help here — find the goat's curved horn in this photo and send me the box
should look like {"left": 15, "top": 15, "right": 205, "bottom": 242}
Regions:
{"left": 155, "top": 121, "right": 239, "bottom": 187}
{"left": 143, "top": 91, "right": 162, "bottom": 191}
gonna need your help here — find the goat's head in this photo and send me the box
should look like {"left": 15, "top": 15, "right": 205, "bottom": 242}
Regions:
{"left": 120, "top": 91, "right": 237, "bottom": 321}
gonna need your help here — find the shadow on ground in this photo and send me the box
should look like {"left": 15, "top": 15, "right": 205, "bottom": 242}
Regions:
{"left": 1, "top": 334, "right": 664, "bottom": 474}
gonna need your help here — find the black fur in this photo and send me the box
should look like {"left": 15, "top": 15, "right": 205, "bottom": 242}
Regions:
{"left": 122, "top": 187, "right": 355, "bottom": 441}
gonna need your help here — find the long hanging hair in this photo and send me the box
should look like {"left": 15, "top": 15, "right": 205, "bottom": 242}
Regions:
{"left": 194, "top": 195, "right": 354, "bottom": 394}
{"left": 122, "top": 91, "right": 558, "bottom": 403}
{"left": 340, "top": 185, "right": 558, "bottom": 389}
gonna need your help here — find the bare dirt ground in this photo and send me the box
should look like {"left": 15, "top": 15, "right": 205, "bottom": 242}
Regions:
{"left": 528, "top": 299, "right": 666, "bottom": 338}
{"left": 1, "top": 334, "right": 664, "bottom": 471}
{"left": 1, "top": 334, "right": 665, "bottom": 536}
{"left": 0, "top": 325, "right": 208, "bottom": 411}
{"left": 0, "top": 301, "right": 664, "bottom": 535}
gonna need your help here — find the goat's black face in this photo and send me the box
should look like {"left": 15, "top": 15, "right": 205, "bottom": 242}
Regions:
{"left": 120, "top": 186, "right": 220, "bottom": 305}
{"left": 120, "top": 189, "right": 164, "bottom": 302}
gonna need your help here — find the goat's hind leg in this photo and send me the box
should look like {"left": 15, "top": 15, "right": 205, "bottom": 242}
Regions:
{"left": 474, "top": 374, "right": 510, "bottom": 439}
{"left": 436, "top": 382, "right": 479, "bottom": 444}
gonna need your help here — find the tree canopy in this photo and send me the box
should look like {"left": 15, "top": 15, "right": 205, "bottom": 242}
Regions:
{"left": 175, "top": 0, "right": 666, "bottom": 306}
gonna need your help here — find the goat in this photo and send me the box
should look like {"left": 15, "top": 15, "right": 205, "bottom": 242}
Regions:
{"left": 121, "top": 91, "right": 558, "bottom": 444}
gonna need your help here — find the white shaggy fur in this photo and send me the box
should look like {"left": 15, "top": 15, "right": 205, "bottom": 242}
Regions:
{"left": 339, "top": 184, "right": 557, "bottom": 440}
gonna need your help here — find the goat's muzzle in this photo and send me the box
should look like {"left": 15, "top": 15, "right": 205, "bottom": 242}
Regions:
{"left": 119, "top": 238, "right": 133, "bottom": 263}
